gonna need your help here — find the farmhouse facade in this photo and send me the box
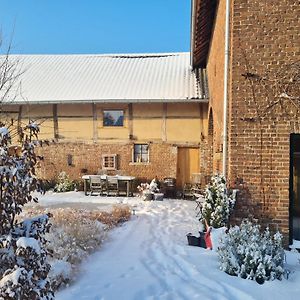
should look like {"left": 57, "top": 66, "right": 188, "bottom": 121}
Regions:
{"left": 191, "top": 0, "right": 300, "bottom": 243}
{"left": 1, "top": 53, "right": 209, "bottom": 187}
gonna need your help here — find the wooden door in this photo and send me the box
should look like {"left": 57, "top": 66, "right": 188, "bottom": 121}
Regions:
{"left": 177, "top": 147, "right": 200, "bottom": 188}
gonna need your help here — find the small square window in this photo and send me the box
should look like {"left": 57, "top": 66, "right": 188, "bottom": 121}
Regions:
{"left": 133, "top": 144, "right": 149, "bottom": 163}
{"left": 103, "top": 110, "right": 124, "bottom": 126}
{"left": 102, "top": 154, "right": 117, "bottom": 170}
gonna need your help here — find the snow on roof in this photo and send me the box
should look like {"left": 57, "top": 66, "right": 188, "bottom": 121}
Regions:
{"left": 1, "top": 52, "right": 208, "bottom": 104}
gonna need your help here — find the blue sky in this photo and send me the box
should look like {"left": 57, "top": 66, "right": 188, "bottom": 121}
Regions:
{"left": 0, "top": 0, "right": 191, "bottom": 54}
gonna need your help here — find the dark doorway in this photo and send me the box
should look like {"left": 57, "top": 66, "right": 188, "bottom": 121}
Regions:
{"left": 290, "top": 134, "right": 300, "bottom": 242}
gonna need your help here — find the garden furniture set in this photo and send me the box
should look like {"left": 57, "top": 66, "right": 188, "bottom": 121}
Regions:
{"left": 82, "top": 174, "right": 136, "bottom": 197}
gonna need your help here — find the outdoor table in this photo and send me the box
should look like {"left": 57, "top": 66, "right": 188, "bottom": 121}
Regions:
{"left": 82, "top": 175, "right": 136, "bottom": 197}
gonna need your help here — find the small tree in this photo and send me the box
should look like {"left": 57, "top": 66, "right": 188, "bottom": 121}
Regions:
{"left": 0, "top": 123, "right": 54, "bottom": 299}
{"left": 54, "top": 171, "right": 75, "bottom": 192}
{"left": 199, "top": 174, "right": 235, "bottom": 228}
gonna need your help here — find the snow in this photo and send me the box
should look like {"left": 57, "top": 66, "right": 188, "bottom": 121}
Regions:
{"left": 29, "top": 192, "right": 297, "bottom": 300}
{"left": 0, "top": 268, "right": 23, "bottom": 288}
{"left": 210, "top": 227, "right": 226, "bottom": 251}
{"left": 21, "top": 192, "right": 300, "bottom": 298}
{"left": 49, "top": 259, "right": 72, "bottom": 281}
{"left": 16, "top": 237, "right": 41, "bottom": 254}
{"left": 0, "top": 127, "right": 9, "bottom": 137}
{"left": 290, "top": 239, "right": 300, "bottom": 250}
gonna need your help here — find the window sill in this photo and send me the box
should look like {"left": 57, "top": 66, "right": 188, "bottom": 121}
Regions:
{"left": 129, "top": 162, "right": 151, "bottom": 166}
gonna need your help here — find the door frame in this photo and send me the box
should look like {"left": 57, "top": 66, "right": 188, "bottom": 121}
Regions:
{"left": 289, "top": 134, "right": 300, "bottom": 244}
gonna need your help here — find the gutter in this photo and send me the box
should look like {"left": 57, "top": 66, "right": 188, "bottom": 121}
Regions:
{"left": 222, "top": 0, "right": 230, "bottom": 176}
{"left": 3, "top": 98, "right": 209, "bottom": 105}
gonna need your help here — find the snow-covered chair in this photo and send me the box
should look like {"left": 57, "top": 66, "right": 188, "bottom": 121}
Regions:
{"left": 89, "top": 176, "right": 106, "bottom": 196}
{"left": 106, "top": 176, "right": 119, "bottom": 196}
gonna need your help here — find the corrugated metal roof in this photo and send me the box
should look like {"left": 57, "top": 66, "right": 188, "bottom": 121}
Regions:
{"left": 1, "top": 52, "right": 208, "bottom": 104}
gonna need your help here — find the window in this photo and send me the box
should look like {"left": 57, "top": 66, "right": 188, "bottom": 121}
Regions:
{"left": 133, "top": 144, "right": 149, "bottom": 163}
{"left": 103, "top": 110, "right": 124, "bottom": 127}
{"left": 102, "top": 154, "right": 117, "bottom": 170}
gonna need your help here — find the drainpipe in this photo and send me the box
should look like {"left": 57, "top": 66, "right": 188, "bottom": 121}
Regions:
{"left": 222, "top": 0, "right": 230, "bottom": 176}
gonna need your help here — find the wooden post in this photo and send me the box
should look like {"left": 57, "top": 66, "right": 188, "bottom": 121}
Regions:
{"left": 17, "top": 105, "right": 22, "bottom": 136}
{"left": 128, "top": 103, "right": 133, "bottom": 139}
{"left": 53, "top": 104, "right": 59, "bottom": 140}
{"left": 162, "top": 103, "right": 167, "bottom": 142}
{"left": 199, "top": 103, "right": 204, "bottom": 140}
{"left": 92, "top": 103, "right": 98, "bottom": 142}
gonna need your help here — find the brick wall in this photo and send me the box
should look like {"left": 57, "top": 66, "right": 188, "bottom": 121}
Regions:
{"left": 227, "top": 0, "right": 300, "bottom": 242}
{"left": 205, "top": 0, "right": 227, "bottom": 176}
{"left": 36, "top": 141, "right": 177, "bottom": 185}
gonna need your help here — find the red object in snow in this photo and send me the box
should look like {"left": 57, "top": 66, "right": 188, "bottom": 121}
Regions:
{"left": 204, "top": 220, "right": 213, "bottom": 250}
{"left": 205, "top": 229, "right": 212, "bottom": 250}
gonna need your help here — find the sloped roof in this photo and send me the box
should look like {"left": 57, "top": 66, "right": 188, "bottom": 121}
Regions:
{"left": 191, "top": 0, "right": 218, "bottom": 68}
{"left": 1, "top": 52, "right": 208, "bottom": 104}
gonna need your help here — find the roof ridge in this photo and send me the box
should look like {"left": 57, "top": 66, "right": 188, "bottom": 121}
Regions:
{"left": 5, "top": 52, "right": 190, "bottom": 58}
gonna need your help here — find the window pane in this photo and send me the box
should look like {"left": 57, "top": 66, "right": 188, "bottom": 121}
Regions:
{"left": 103, "top": 110, "right": 124, "bottom": 126}
{"left": 141, "top": 144, "right": 148, "bottom": 152}
{"left": 134, "top": 153, "right": 140, "bottom": 163}
{"left": 134, "top": 144, "right": 141, "bottom": 154}
{"left": 141, "top": 153, "right": 148, "bottom": 162}
{"left": 134, "top": 144, "right": 149, "bottom": 163}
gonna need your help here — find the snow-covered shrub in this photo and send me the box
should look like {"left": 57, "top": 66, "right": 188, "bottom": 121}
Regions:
{"left": 199, "top": 174, "right": 235, "bottom": 228}
{"left": 0, "top": 123, "right": 54, "bottom": 299}
{"left": 54, "top": 171, "right": 75, "bottom": 192}
{"left": 46, "top": 210, "right": 107, "bottom": 265}
{"left": 137, "top": 182, "right": 150, "bottom": 194}
{"left": 48, "top": 259, "right": 72, "bottom": 290}
{"left": 89, "top": 205, "right": 132, "bottom": 228}
{"left": 137, "top": 178, "right": 160, "bottom": 200}
{"left": 218, "top": 220, "right": 285, "bottom": 284}
{"left": 23, "top": 205, "right": 131, "bottom": 289}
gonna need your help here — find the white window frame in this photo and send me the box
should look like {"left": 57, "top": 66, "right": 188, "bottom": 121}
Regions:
{"left": 132, "top": 144, "right": 150, "bottom": 163}
{"left": 102, "top": 154, "right": 117, "bottom": 170}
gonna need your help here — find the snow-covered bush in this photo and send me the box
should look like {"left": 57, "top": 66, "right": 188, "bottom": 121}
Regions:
{"left": 137, "top": 182, "right": 150, "bottom": 193}
{"left": 218, "top": 220, "right": 285, "bottom": 284}
{"left": 23, "top": 205, "right": 131, "bottom": 289}
{"left": 54, "top": 171, "right": 75, "bottom": 192}
{"left": 46, "top": 209, "right": 107, "bottom": 265}
{"left": 0, "top": 215, "right": 53, "bottom": 299}
{"left": 199, "top": 174, "right": 235, "bottom": 228}
{"left": 137, "top": 178, "right": 160, "bottom": 200}
{"left": 0, "top": 123, "right": 54, "bottom": 299}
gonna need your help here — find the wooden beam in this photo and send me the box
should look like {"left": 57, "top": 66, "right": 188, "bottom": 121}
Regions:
{"left": 128, "top": 103, "right": 133, "bottom": 139}
{"left": 162, "top": 103, "right": 167, "bottom": 142}
{"left": 17, "top": 105, "right": 22, "bottom": 136}
{"left": 53, "top": 104, "right": 59, "bottom": 140}
{"left": 92, "top": 103, "right": 98, "bottom": 142}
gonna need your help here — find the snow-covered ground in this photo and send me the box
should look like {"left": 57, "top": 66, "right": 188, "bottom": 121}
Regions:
{"left": 37, "top": 192, "right": 300, "bottom": 300}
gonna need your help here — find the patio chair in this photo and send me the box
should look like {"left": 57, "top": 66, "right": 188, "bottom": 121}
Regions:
{"left": 162, "top": 177, "right": 176, "bottom": 198}
{"left": 183, "top": 183, "right": 194, "bottom": 199}
{"left": 118, "top": 179, "right": 128, "bottom": 196}
{"left": 106, "top": 176, "right": 119, "bottom": 196}
{"left": 89, "top": 176, "right": 106, "bottom": 196}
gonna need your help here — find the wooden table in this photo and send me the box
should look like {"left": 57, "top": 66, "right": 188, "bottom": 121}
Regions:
{"left": 82, "top": 175, "right": 136, "bottom": 197}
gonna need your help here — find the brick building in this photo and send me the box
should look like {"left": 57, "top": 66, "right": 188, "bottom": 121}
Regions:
{"left": 191, "top": 0, "right": 300, "bottom": 243}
